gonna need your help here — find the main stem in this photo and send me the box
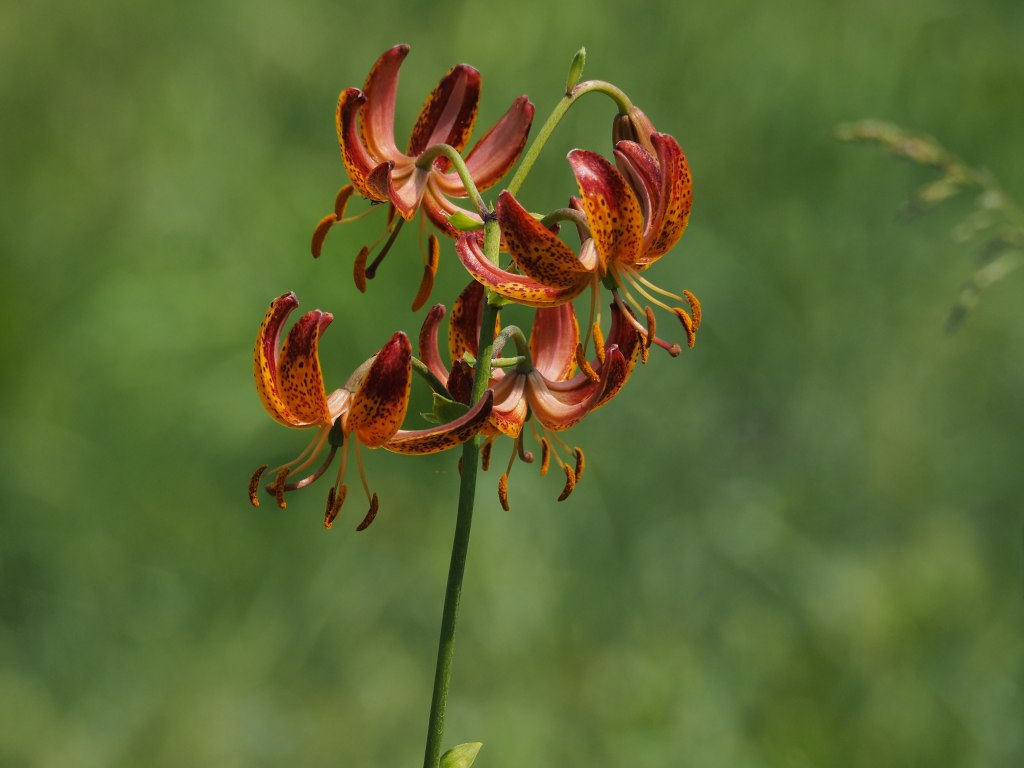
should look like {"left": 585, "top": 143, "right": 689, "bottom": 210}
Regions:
{"left": 422, "top": 219, "right": 502, "bottom": 768}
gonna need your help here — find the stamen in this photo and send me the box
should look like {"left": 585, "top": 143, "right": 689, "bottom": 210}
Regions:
{"left": 354, "top": 442, "right": 372, "bottom": 500}
{"left": 333, "top": 184, "right": 355, "bottom": 219}
{"left": 644, "top": 306, "right": 657, "bottom": 352}
{"left": 673, "top": 307, "right": 696, "bottom": 348}
{"left": 683, "top": 290, "right": 702, "bottom": 330}
{"left": 481, "top": 439, "right": 493, "bottom": 471}
{"left": 312, "top": 186, "right": 358, "bottom": 258}
{"left": 575, "top": 342, "right": 600, "bottom": 382}
{"left": 269, "top": 467, "right": 290, "bottom": 509}
{"left": 411, "top": 234, "right": 440, "bottom": 312}
{"left": 557, "top": 463, "right": 577, "bottom": 502}
{"left": 324, "top": 484, "right": 348, "bottom": 529}
{"left": 282, "top": 444, "right": 339, "bottom": 491}
{"left": 365, "top": 217, "right": 406, "bottom": 279}
{"left": 248, "top": 465, "right": 268, "bottom": 507}
{"left": 629, "top": 266, "right": 686, "bottom": 303}
{"left": 592, "top": 321, "right": 606, "bottom": 366}
{"left": 516, "top": 433, "right": 535, "bottom": 463}
{"left": 353, "top": 246, "right": 369, "bottom": 293}
{"left": 498, "top": 474, "right": 511, "bottom": 511}
{"left": 540, "top": 437, "right": 551, "bottom": 476}
{"left": 622, "top": 267, "right": 677, "bottom": 314}
{"left": 573, "top": 447, "right": 585, "bottom": 482}
{"left": 356, "top": 493, "right": 379, "bottom": 531}
{"left": 311, "top": 214, "right": 336, "bottom": 259}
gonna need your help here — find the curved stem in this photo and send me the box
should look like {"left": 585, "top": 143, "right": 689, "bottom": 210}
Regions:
{"left": 506, "top": 79, "right": 634, "bottom": 198}
{"left": 417, "top": 143, "right": 489, "bottom": 217}
{"left": 422, "top": 215, "right": 502, "bottom": 768}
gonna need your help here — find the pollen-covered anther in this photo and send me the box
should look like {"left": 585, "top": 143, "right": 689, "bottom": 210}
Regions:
{"left": 644, "top": 306, "right": 657, "bottom": 352}
{"left": 356, "top": 493, "right": 379, "bottom": 531}
{"left": 353, "top": 246, "right": 369, "bottom": 293}
{"left": 411, "top": 234, "right": 441, "bottom": 312}
{"left": 591, "top": 322, "right": 606, "bottom": 365}
{"left": 498, "top": 474, "right": 511, "bottom": 511}
{"left": 539, "top": 438, "right": 551, "bottom": 476}
{"left": 323, "top": 484, "right": 348, "bottom": 529}
{"left": 311, "top": 214, "right": 336, "bottom": 259}
{"left": 683, "top": 290, "right": 702, "bottom": 331}
{"left": 575, "top": 342, "right": 600, "bottom": 383}
{"left": 269, "top": 467, "right": 290, "bottom": 509}
{"left": 673, "top": 307, "right": 696, "bottom": 348}
{"left": 557, "top": 463, "right": 577, "bottom": 502}
{"left": 249, "top": 465, "right": 268, "bottom": 507}
{"left": 573, "top": 447, "right": 585, "bottom": 482}
{"left": 481, "top": 440, "right": 493, "bottom": 471}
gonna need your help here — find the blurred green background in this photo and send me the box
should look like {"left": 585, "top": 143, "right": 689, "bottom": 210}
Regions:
{"left": 3, "top": 0, "right": 1023, "bottom": 765}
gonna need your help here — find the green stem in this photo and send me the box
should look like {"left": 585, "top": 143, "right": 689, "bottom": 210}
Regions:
{"left": 422, "top": 216, "right": 502, "bottom": 768}
{"left": 417, "top": 143, "right": 489, "bottom": 217}
{"left": 506, "top": 78, "right": 634, "bottom": 198}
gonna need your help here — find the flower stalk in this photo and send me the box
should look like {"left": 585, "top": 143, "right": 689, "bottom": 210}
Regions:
{"left": 422, "top": 216, "right": 502, "bottom": 768}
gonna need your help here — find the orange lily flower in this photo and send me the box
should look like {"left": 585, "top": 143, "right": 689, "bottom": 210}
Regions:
{"left": 312, "top": 44, "right": 534, "bottom": 306}
{"left": 249, "top": 292, "right": 493, "bottom": 530}
{"left": 456, "top": 132, "right": 700, "bottom": 358}
{"left": 418, "top": 282, "right": 641, "bottom": 508}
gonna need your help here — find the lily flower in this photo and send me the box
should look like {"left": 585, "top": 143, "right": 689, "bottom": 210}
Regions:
{"left": 456, "top": 132, "right": 700, "bottom": 358}
{"left": 312, "top": 44, "right": 535, "bottom": 306}
{"left": 418, "top": 281, "right": 641, "bottom": 509}
{"left": 249, "top": 292, "right": 493, "bottom": 530}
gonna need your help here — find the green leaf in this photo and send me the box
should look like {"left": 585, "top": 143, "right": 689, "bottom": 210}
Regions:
{"left": 432, "top": 393, "right": 470, "bottom": 424}
{"left": 440, "top": 742, "right": 483, "bottom": 768}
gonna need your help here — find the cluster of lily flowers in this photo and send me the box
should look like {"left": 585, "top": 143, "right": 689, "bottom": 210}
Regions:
{"left": 249, "top": 45, "right": 700, "bottom": 530}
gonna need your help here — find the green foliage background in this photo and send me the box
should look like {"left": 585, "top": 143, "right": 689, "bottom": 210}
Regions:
{"left": 3, "top": 0, "right": 1023, "bottom": 765}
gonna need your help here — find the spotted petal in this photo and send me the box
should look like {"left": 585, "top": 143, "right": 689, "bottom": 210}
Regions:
{"left": 385, "top": 390, "right": 494, "bottom": 455}
{"left": 436, "top": 96, "right": 535, "bottom": 196}
{"left": 498, "top": 191, "right": 592, "bottom": 289}
{"left": 456, "top": 234, "right": 586, "bottom": 308}
{"left": 408, "top": 64, "right": 481, "bottom": 156}
{"left": 568, "top": 149, "right": 644, "bottom": 269}
{"left": 646, "top": 132, "right": 693, "bottom": 261}
{"left": 346, "top": 332, "right": 413, "bottom": 447}
{"left": 337, "top": 88, "right": 382, "bottom": 201}
{"left": 277, "top": 308, "right": 334, "bottom": 427}
{"left": 254, "top": 292, "right": 300, "bottom": 427}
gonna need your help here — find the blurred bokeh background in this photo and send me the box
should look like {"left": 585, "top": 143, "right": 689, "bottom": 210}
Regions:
{"left": 3, "top": 0, "right": 1023, "bottom": 765}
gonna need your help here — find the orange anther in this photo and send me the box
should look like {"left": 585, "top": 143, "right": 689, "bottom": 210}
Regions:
{"left": 356, "top": 492, "right": 379, "bottom": 531}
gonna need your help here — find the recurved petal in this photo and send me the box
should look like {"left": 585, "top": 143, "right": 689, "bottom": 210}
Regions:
{"left": 613, "top": 140, "right": 660, "bottom": 224}
{"left": 448, "top": 280, "right": 485, "bottom": 363}
{"left": 254, "top": 293, "right": 301, "bottom": 426}
{"left": 346, "top": 332, "right": 413, "bottom": 447}
{"left": 489, "top": 374, "right": 529, "bottom": 437}
{"left": 408, "top": 64, "right": 481, "bottom": 156}
{"left": 456, "top": 235, "right": 586, "bottom": 308}
{"left": 337, "top": 88, "right": 384, "bottom": 201}
{"left": 451, "top": 96, "right": 534, "bottom": 193}
{"left": 385, "top": 390, "right": 493, "bottom": 455}
{"left": 378, "top": 163, "right": 430, "bottom": 220}
{"left": 526, "top": 370, "right": 601, "bottom": 432}
{"left": 359, "top": 44, "right": 408, "bottom": 159}
{"left": 568, "top": 149, "right": 644, "bottom": 269}
{"left": 591, "top": 345, "right": 631, "bottom": 410}
{"left": 418, "top": 304, "right": 451, "bottom": 383}
{"left": 643, "top": 132, "right": 693, "bottom": 261}
{"left": 530, "top": 304, "right": 579, "bottom": 381}
{"left": 276, "top": 308, "right": 334, "bottom": 426}
{"left": 497, "top": 191, "right": 592, "bottom": 288}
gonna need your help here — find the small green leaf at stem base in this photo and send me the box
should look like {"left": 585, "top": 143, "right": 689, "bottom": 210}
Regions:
{"left": 440, "top": 742, "right": 483, "bottom": 768}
